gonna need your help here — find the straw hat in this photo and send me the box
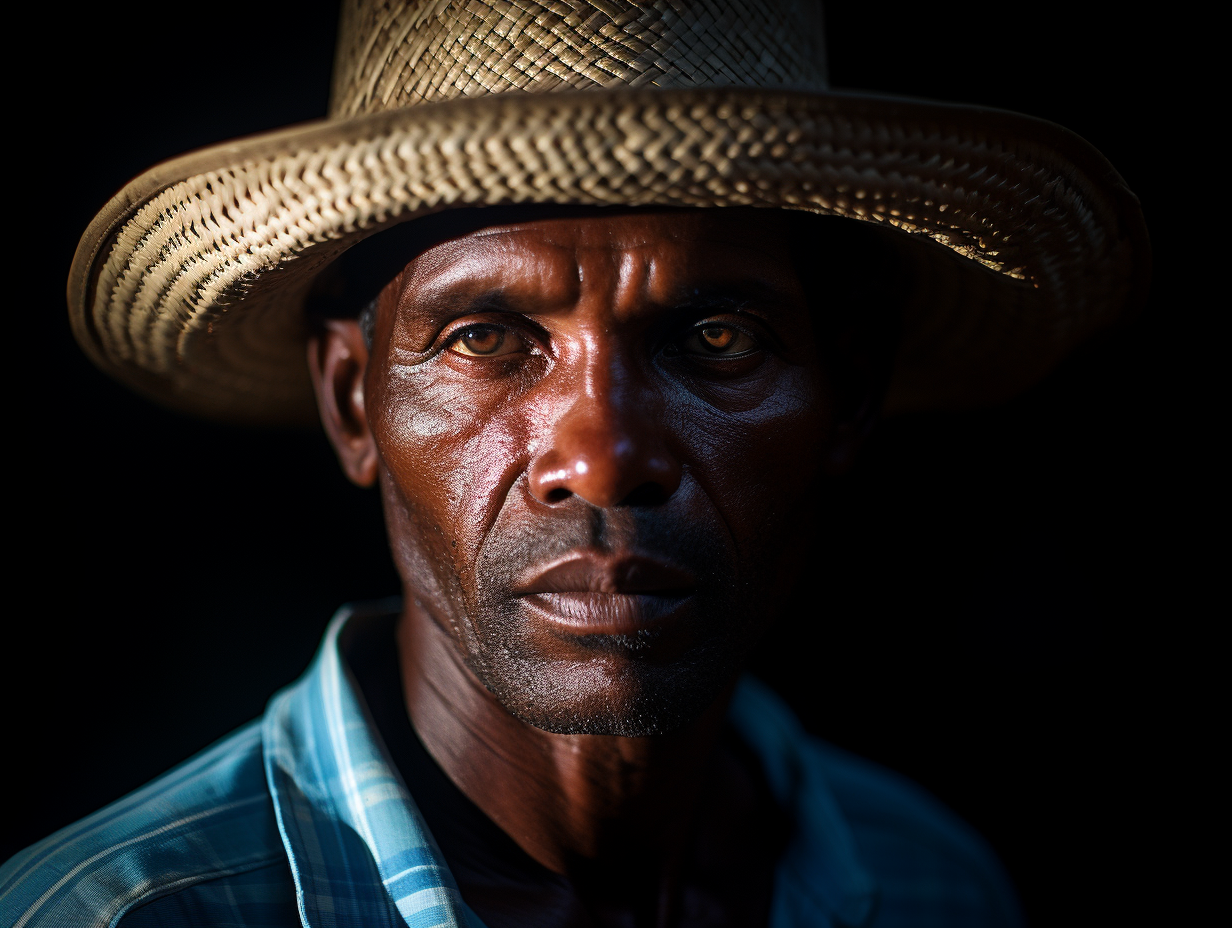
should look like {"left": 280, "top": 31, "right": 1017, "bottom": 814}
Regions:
{"left": 68, "top": 0, "right": 1148, "bottom": 425}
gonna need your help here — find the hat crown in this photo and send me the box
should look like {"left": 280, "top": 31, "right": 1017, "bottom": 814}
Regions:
{"left": 328, "top": 0, "right": 829, "bottom": 117}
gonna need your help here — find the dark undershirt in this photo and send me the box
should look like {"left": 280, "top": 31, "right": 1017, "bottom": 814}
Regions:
{"left": 346, "top": 615, "right": 789, "bottom": 928}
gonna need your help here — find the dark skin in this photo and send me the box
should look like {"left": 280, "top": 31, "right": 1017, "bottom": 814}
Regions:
{"left": 309, "top": 209, "right": 884, "bottom": 927}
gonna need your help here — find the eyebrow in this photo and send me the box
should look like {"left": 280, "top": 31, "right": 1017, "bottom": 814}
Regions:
{"left": 398, "top": 278, "right": 801, "bottom": 335}
{"left": 399, "top": 288, "right": 527, "bottom": 329}
{"left": 667, "top": 280, "right": 802, "bottom": 315}
{"left": 427, "top": 289, "right": 519, "bottom": 316}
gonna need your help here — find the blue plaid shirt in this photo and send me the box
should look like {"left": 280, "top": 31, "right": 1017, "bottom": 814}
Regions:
{"left": 2, "top": 603, "right": 1022, "bottom": 927}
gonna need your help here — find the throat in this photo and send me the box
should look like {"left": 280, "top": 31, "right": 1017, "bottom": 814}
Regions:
{"left": 348, "top": 605, "right": 789, "bottom": 927}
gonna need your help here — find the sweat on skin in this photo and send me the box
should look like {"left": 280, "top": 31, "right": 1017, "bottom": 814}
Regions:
{"left": 308, "top": 207, "right": 894, "bottom": 927}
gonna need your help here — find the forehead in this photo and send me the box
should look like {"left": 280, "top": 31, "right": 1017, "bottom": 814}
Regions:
{"left": 463, "top": 208, "right": 791, "bottom": 249}
{"left": 395, "top": 208, "right": 804, "bottom": 308}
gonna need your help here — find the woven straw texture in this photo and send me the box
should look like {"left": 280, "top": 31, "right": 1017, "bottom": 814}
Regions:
{"left": 69, "top": 0, "right": 1147, "bottom": 424}
{"left": 330, "top": 0, "right": 828, "bottom": 114}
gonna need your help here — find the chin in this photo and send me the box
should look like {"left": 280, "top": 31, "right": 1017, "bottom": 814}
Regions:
{"left": 465, "top": 641, "right": 739, "bottom": 737}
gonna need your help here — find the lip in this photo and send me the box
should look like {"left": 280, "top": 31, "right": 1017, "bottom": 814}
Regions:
{"left": 516, "top": 551, "right": 697, "bottom": 595}
{"left": 514, "top": 551, "right": 696, "bottom": 635}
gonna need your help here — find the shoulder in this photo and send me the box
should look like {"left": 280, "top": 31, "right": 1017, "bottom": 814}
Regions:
{"left": 805, "top": 739, "right": 1024, "bottom": 927}
{"left": 0, "top": 721, "right": 294, "bottom": 928}
{"left": 731, "top": 678, "right": 1023, "bottom": 927}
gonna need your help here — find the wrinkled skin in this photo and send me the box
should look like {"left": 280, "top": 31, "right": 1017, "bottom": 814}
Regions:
{"left": 311, "top": 208, "right": 886, "bottom": 927}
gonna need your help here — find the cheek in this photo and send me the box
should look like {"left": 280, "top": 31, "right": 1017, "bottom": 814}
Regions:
{"left": 370, "top": 368, "right": 534, "bottom": 577}
{"left": 675, "top": 365, "right": 831, "bottom": 553}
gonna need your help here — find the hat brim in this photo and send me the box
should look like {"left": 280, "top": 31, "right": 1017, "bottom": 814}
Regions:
{"left": 68, "top": 86, "right": 1148, "bottom": 425}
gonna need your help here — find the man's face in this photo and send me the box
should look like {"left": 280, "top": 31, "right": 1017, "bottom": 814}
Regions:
{"left": 361, "top": 209, "right": 842, "bottom": 735}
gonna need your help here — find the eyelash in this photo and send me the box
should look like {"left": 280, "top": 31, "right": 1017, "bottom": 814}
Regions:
{"left": 437, "top": 316, "right": 766, "bottom": 361}
{"left": 673, "top": 319, "right": 761, "bottom": 357}
{"left": 439, "top": 320, "right": 540, "bottom": 358}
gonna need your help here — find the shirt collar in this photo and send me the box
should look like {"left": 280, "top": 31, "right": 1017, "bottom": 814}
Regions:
{"left": 263, "top": 603, "right": 875, "bottom": 928}
{"left": 263, "top": 601, "right": 479, "bottom": 927}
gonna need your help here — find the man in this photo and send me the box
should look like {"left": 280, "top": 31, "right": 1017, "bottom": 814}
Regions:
{"left": 1, "top": 1, "right": 1146, "bottom": 926}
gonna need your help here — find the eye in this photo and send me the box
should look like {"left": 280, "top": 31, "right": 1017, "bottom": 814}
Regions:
{"left": 448, "top": 325, "right": 523, "bottom": 358}
{"left": 679, "top": 323, "right": 758, "bottom": 357}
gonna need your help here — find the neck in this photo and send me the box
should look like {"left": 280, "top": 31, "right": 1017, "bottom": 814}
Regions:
{"left": 396, "top": 598, "right": 736, "bottom": 880}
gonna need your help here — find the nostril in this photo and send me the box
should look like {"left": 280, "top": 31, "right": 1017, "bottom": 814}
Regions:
{"left": 544, "top": 487, "right": 572, "bottom": 504}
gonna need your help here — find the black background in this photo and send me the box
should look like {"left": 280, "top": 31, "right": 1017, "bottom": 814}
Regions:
{"left": 5, "top": 4, "right": 1207, "bottom": 926}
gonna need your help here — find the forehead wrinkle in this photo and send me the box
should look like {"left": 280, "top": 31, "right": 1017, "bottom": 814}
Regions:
{"left": 569, "top": 238, "right": 691, "bottom": 325}
{"left": 620, "top": 240, "right": 804, "bottom": 322}
{"left": 399, "top": 236, "right": 579, "bottom": 317}
{"left": 397, "top": 214, "right": 802, "bottom": 327}
{"left": 601, "top": 243, "right": 649, "bottom": 323}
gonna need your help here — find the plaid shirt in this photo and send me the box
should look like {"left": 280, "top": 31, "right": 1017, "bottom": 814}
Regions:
{"left": 2, "top": 603, "right": 1022, "bottom": 927}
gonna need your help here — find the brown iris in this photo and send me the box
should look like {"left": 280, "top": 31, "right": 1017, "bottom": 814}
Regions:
{"left": 668, "top": 321, "right": 758, "bottom": 359}
{"left": 452, "top": 326, "right": 511, "bottom": 357}
{"left": 699, "top": 326, "right": 738, "bottom": 352}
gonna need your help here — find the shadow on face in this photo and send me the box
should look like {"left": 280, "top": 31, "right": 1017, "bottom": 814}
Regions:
{"left": 310, "top": 206, "right": 901, "bottom": 735}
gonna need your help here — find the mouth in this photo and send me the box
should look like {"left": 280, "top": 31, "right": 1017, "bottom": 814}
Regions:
{"left": 514, "top": 551, "right": 696, "bottom": 635}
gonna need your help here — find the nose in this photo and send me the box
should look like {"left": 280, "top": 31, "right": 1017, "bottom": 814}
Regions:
{"left": 528, "top": 383, "right": 682, "bottom": 509}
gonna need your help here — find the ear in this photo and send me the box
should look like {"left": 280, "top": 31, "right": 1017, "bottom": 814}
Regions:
{"left": 308, "top": 318, "right": 378, "bottom": 488}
